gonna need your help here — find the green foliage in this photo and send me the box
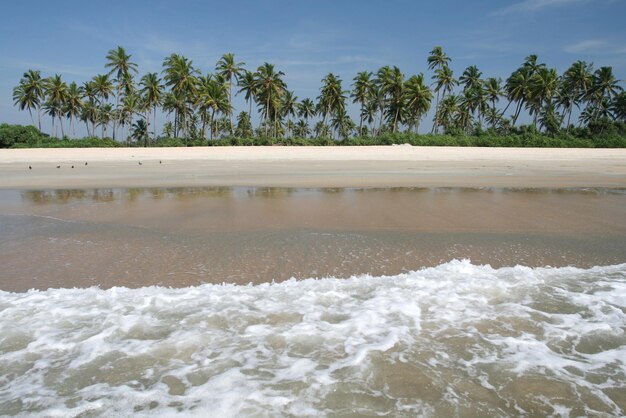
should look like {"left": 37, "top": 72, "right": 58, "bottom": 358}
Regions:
{"left": 3, "top": 122, "right": 626, "bottom": 148}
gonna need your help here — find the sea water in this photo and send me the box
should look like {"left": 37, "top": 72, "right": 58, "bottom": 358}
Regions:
{"left": 1, "top": 260, "right": 625, "bottom": 417}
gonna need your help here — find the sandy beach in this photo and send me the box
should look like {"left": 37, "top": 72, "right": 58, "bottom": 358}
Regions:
{"left": 1, "top": 146, "right": 625, "bottom": 189}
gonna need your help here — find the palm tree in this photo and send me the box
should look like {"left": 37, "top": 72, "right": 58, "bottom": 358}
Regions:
{"left": 427, "top": 46, "right": 451, "bottom": 71}
{"left": 437, "top": 95, "right": 459, "bottom": 132}
{"left": 506, "top": 67, "right": 532, "bottom": 126}
{"left": 13, "top": 84, "right": 38, "bottom": 128}
{"left": 528, "top": 67, "right": 560, "bottom": 127}
{"left": 13, "top": 70, "right": 45, "bottom": 129}
{"left": 139, "top": 72, "right": 163, "bottom": 142}
{"left": 562, "top": 61, "right": 593, "bottom": 128}
{"left": 92, "top": 74, "right": 113, "bottom": 104}
{"left": 105, "top": 46, "right": 138, "bottom": 82}
{"left": 592, "top": 67, "right": 622, "bottom": 106}
{"left": 317, "top": 73, "right": 346, "bottom": 133}
{"left": 281, "top": 90, "right": 298, "bottom": 136}
{"left": 404, "top": 74, "right": 432, "bottom": 133}
{"left": 433, "top": 66, "right": 457, "bottom": 133}
{"left": 236, "top": 70, "right": 257, "bottom": 120}
{"left": 64, "top": 82, "right": 83, "bottom": 137}
{"left": 297, "top": 98, "right": 316, "bottom": 124}
{"left": 294, "top": 119, "right": 311, "bottom": 138}
{"left": 460, "top": 66, "right": 483, "bottom": 92}
{"left": 119, "top": 92, "right": 141, "bottom": 144}
{"left": 196, "top": 74, "right": 230, "bottom": 140}
{"left": 611, "top": 92, "right": 626, "bottom": 122}
{"left": 484, "top": 77, "right": 503, "bottom": 128}
{"left": 235, "top": 111, "right": 253, "bottom": 138}
{"left": 253, "top": 63, "right": 287, "bottom": 137}
{"left": 162, "top": 53, "right": 198, "bottom": 137}
{"left": 44, "top": 74, "right": 69, "bottom": 137}
{"left": 130, "top": 118, "right": 149, "bottom": 146}
{"left": 427, "top": 46, "right": 451, "bottom": 133}
{"left": 97, "top": 103, "right": 113, "bottom": 138}
{"left": 105, "top": 46, "right": 138, "bottom": 140}
{"left": 216, "top": 53, "right": 245, "bottom": 134}
{"left": 351, "top": 71, "right": 373, "bottom": 133}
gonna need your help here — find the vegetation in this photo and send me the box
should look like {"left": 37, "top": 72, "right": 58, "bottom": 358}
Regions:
{"left": 8, "top": 46, "right": 626, "bottom": 148}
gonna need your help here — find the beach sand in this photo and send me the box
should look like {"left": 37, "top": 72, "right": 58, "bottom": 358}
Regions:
{"left": 1, "top": 146, "right": 626, "bottom": 189}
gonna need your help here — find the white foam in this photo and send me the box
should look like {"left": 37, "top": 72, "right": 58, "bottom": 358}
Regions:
{"left": 1, "top": 260, "right": 625, "bottom": 417}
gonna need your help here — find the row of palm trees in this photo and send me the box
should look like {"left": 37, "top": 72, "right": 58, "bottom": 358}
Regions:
{"left": 12, "top": 46, "right": 626, "bottom": 142}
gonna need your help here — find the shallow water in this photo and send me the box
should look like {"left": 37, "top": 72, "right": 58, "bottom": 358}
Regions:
{"left": 0, "top": 187, "right": 625, "bottom": 416}
{"left": 1, "top": 261, "right": 625, "bottom": 417}
{"left": 0, "top": 187, "right": 625, "bottom": 291}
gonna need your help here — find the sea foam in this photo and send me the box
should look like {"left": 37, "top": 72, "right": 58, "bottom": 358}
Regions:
{"left": 1, "top": 260, "right": 625, "bottom": 417}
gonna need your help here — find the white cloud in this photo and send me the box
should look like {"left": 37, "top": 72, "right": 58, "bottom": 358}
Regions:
{"left": 564, "top": 39, "right": 608, "bottom": 53}
{"left": 564, "top": 39, "right": 626, "bottom": 55}
{"left": 492, "top": 0, "right": 587, "bottom": 15}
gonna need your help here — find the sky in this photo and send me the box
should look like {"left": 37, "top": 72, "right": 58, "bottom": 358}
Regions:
{"left": 1, "top": 0, "right": 625, "bottom": 135}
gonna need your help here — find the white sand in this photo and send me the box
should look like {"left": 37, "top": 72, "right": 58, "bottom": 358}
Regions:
{"left": 1, "top": 146, "right": 625, "bottom": 189}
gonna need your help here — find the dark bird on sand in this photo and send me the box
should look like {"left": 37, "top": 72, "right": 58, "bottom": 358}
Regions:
{"left": 160, "top": 160, "right": 162, "bottom": 164}
{"left": 56, "top": 165, "right": 60, "bottom": 169}
{"left": 71, "top": 165, "right": 74, "bottom": 169}
{"left": 85, "top": 162, "right": 88, "bottom": 166}
{"left": 29, "top": 166, "right": 32, "bottom": 170}
{"left": 138, "top": 161, "right": 143, "bottom": 165}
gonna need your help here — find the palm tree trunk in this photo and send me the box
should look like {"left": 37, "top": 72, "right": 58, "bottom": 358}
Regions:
{"left": 153, "top": 105, "right": 158, "bottom": 142}
{"left": 28, "top": 108, "right": 35, "bottom": 127}
{"left": 59, "top": 116, "right": 65, "bottom": 138}
{"left": 37, "top": 108, "right": 42, "bottom": 132}
{"left": 229, "top": 84, "right": 234, "bottom": 135}
{"left": 431, "top": 91, "right": 440, "bottom": 133}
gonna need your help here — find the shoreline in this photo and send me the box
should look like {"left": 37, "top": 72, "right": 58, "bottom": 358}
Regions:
{"left": 1, "top": 146, "right": 625, "bottom": 189}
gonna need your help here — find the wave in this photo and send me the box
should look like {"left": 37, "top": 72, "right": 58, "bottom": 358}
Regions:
{"left": 1, "top": 260, "right": 625, "bottom": 417}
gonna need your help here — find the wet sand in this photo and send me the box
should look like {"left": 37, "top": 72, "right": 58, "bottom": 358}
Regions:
{"left": 1, "top": 146, "right": 626, "bottom": 189}
{"left": 1, "top": 187, "right": 624, "bottom": 292}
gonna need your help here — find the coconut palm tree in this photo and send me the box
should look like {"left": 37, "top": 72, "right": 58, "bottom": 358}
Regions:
{"left": 294, "top": 119, "right": 311, "bottom": 138}
{"left": 13, "top": 70, "right": 45, "bottom": 129}
{"left": 297, "top": 98, "right": 316, "bottom": 124}
{"left": 64, "top": 82, "right": 83, "bottom": 137}
{"left": 506, "top": 67, "right": 532, "bottom": 126}
{"left": 427, "top": 46, "right": 451, "bottom": 71}
{"left": 460, "top": 66, "right": 483, "bottom": 92}
{"left": 105, "top": 46, "right": 138, "bottom": 140}
{"left": 611, "top": 92, "right": 626, "bottom": 122}
{"left": 97, "top": 103, "right": 114, "bottom": 138}
{"left": 119, "top": 92, "right": 141, "bottom": 144}
{"left": 196, "top": 74, "right": 230, "bottom": 140}
{"left": 427, "top": 46, "right": 451, "bottom": 133}
{"left": 483, "top": 77, "right": 504, "bottom": 128}
{"left": 317, "top": 73, "right": 346, "bottom": 130}
{"left": 404, "top": 74, "right": 432, "bottom": 133}
{"left": 44, "top": 74, "right": 69, "bottom": 137}
{"left": 236, "top": 70, "right": 257, "bottom": 120}
{"left": 130, "top": 118, "right": 148, "bottom": 146}
{"left": 216, "top": 53, "right": 245, "bottom": 133}
{"left": 351, "top": 71, "right": 373, "bottom": 133}
{"left": 437, "top": 94, "right": 459, "bottom": 132}
{"left": 528, "top": 67, "right": 560, "bottom": 127}
{"left": 139, "top": 73, "right": 163, "bottom": 142}
{"left": 162, "top": 53, "right": 198, "bottom": 137}
{"left": 432, "top": 66, "right": 457, "bottom": 133}
{"left": 253, "top": 63, "right": 287, "bottom": 137}
{"left": 381, "top": 66, "right": 406, "bottom": 133}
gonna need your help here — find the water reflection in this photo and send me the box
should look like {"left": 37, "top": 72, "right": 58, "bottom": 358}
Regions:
{"left": 18, "top": 186, "right": 626, "bottom": 206}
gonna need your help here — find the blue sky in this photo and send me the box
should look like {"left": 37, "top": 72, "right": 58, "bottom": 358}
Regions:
{"left": 1, "top": 0, "right": 625, "bottom": 134}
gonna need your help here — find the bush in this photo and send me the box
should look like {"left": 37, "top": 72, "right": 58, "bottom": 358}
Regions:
{"left": 0, "top": 123, "right": 46, "bottom": 148}
{"left": 2, "top": 123, "right": 626, "bottom": 149}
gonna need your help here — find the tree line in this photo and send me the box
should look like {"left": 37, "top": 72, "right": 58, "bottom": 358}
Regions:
{"left": 12, "top": 46, "right": 626, "bottom": 144}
